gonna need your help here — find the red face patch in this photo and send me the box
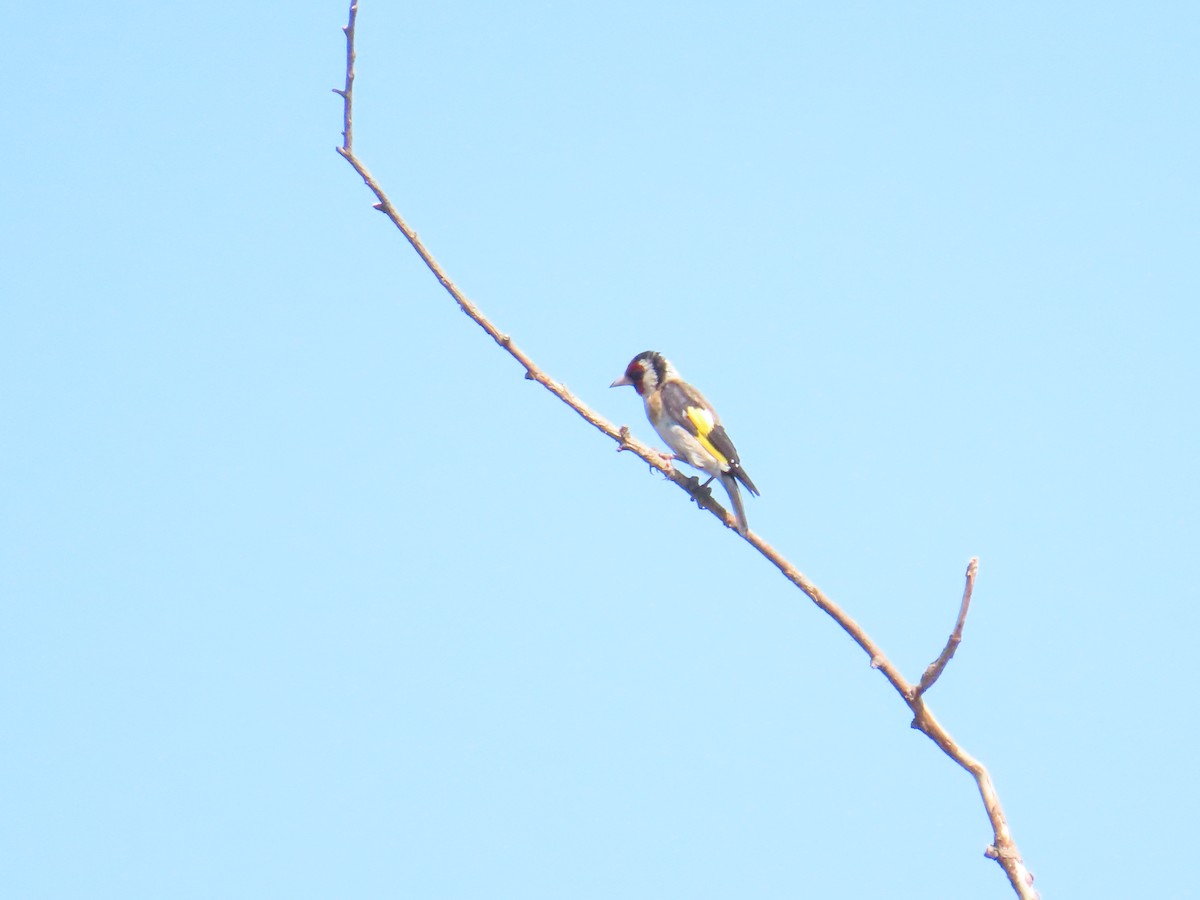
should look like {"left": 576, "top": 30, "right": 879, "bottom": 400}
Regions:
{"left": 625, "top": 362, "right": 646, "bottom": 391}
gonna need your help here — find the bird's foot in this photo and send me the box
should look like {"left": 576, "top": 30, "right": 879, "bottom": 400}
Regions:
{"left": 651, "top": 451, "right": 677, "bottom": 474}
{"left": 686, "top": 476, "right": 714, "bottom": 503}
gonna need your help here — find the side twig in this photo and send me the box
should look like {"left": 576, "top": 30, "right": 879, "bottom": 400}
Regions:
{"left": 914, "top": 557, "right": 979, "bottom": 697}
{"left": 332, "top": 5, "right": 1035, "bottom": 897}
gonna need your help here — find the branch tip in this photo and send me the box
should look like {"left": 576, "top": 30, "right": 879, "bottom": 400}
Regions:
{"left": 914, "top": 556, "right": 980, "bottom": 697}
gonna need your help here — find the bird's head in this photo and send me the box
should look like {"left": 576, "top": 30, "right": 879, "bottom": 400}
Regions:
{"left": 610, "top": 351, "right": 670, "bottom": 396}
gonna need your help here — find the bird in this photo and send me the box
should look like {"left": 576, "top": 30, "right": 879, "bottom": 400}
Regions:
{"left": 611, "top": 351, "right": 759, "bottom": 535}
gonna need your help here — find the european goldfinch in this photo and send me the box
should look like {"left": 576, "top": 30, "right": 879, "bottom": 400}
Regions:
{"left": 611, "top": 351, "right": 759, "bottom": 535}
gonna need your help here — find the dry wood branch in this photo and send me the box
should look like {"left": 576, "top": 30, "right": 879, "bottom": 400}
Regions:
{"left": 333, "top": 5, "right": 1036, "bottom": 897}
{"left": 332, "top": 0, "right": 355, "bottom": 150}
{"left": 332, "top": 3, "right": 741, "bottom": 535}
{"left": 914, "top": 557, "right": 980, "bottom": 697}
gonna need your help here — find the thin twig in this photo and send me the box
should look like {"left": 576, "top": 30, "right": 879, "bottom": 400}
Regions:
{"left": 332, "top": 5, "right": 1036, "bottom": 897}
{"left": 914, "top": 557, "right": 979, "bottom": 697}
{"left": 332, "top": 0, "right": 356, "bottom": 150}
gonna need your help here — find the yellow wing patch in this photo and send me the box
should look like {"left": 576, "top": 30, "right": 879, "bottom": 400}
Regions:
{"left": 684, "top": 405, "right": 728, "bottom": 467}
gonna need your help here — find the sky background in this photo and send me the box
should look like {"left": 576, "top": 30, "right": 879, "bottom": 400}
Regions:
{"left": 3, "top": 2, "right": 1198, "bottom": 897}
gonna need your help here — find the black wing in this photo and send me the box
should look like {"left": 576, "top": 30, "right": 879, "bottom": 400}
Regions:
{"left": 660, "top": 380, "right": 759, "bottom": 496}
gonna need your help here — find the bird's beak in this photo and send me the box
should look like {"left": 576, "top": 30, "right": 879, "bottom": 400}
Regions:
{"left": 610, "top": 374, "right": 633, "bottom": 388}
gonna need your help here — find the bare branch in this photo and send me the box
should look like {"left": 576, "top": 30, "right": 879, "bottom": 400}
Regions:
{"left": 332, "top": 0, "right": 356, "bottom": 150}
{"left": 913, "top": 557, "right": 980, "bottom": 697}
{"left": 333, "top": 5, "right": 1036, "bottom": 897}
{"left": 908, "top": 700, "right": 1039, "bottom": 898}
{"left": 332, "top": 10, "right": 744, "bottom": 536}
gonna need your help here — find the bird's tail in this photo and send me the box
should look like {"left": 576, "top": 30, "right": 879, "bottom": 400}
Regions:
{"left": 720, "top": 472, "right": 750, "bottom": 536}
{"left": 733, "top": 465, "right": 759, "bottom": 497}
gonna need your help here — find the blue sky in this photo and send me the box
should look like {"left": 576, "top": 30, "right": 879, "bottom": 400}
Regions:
{"left": 3, "top": 2, "right": 1198, "bottom": 897}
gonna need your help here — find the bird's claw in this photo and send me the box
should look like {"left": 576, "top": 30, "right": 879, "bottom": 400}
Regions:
{"left": 649, "top": 451, "right": 676, "bottom": 474}
{"left": 686, "top": 476, "right": 714, "bottom": 503}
